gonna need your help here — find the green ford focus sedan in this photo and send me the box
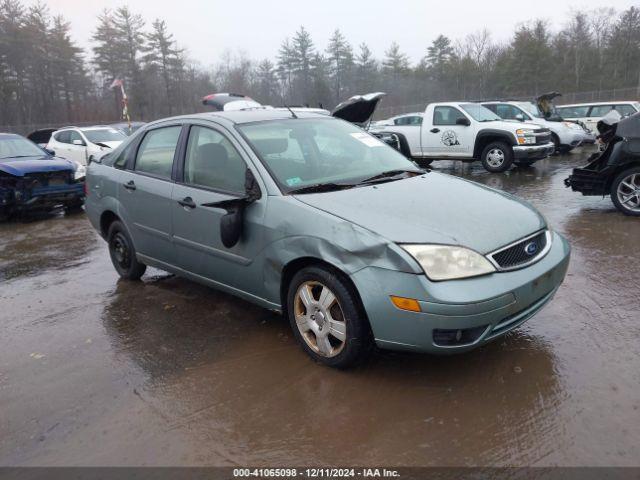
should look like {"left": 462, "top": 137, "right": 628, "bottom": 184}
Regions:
{"left": 85, "top": 109, "right": 570, "bottom": 368}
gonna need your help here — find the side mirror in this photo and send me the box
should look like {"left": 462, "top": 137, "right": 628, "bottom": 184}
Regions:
{"left": 201, "top": 169, "right": 262, "bottom": 248}
{"left": 456, "top": 117, "right": 471, "bottom": 126}
{"left": 72, "top": 139, "right": 85, "bottom": 146}
{"left": 44, "top": 148, "right": 55, "bottom": 156}
{"left": 515, "top": 113, "right": 525, "bottom": 122}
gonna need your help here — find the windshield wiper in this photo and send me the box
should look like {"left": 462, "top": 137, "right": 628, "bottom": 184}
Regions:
{"left": 358, "top": 169, "right": 423, "bottom": 185}
{"left": 0, "top": 155, "right": 35, "bottom": 159}
{"left": 288, "top": 182, "right": 356, "bottom": 195}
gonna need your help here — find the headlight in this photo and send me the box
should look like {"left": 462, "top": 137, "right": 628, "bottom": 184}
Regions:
{"left": 401, "top": 244, "right": 496, "bottom": 281}
{"left": 516, "top": 128, "right": 535, "bottom": 145}
{"left": 74, "top": 164, "right": 86, "bottom": 180}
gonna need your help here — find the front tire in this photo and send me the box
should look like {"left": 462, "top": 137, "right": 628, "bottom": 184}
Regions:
{"left": 611, "top": 167, "right": 640, "bottom": 216}
{"left": 481, "top": 141, "right": 513, "bottom": 173}
{"left": 107, "top": 220, "right": 147, "bottom": 280}
{"left": 286, "top": 266, "right": 373, "bottom": 368}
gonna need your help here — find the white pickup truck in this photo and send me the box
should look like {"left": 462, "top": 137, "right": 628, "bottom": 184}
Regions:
{"left": 371, "top": 102, "right": 555, "bottom": 172}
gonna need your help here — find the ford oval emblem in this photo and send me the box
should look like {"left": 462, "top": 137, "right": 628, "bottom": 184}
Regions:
{"left": 524, "top": 241, "right": 538, "bottom": 256}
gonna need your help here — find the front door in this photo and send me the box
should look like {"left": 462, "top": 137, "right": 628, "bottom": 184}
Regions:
{"left": 171, "top": 124, "right": 266, "bottom": 297}
{"left": 67, "top": 130, "right": 88, "bottom": 165}
{"left": 422, "top": 106, "right": 474, "bottom": 158}
{"left": 119, "top": 124, "right": 183, "bottom": 264}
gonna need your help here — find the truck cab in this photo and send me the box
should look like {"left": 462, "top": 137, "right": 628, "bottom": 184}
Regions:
{"left": 371, "top": 102, "right": 555, "bottom": 172}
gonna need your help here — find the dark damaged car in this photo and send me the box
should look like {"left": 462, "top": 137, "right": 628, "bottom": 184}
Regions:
{"left": 0, "top": 133, "right": 84, "bottom": 218}
{"left": 565, "top": 111, "right": 640, "bottom": 216}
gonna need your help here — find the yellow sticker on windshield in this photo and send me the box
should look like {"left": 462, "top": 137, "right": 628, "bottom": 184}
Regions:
{"left": 350, "top": 132, "right": 384, "bottom": 147}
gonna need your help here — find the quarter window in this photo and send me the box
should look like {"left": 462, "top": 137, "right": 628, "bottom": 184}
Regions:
{"left": 135, "top": 126, "right": 181, "bottom": 179}
{"left": 54, "top": 131, "right": 71, "bottom": 144}
{"left": 433, "top": 107, "right": 467, "bottom": 126}
{"left": 184, "top": 126, "right": 246, "bottom": 193}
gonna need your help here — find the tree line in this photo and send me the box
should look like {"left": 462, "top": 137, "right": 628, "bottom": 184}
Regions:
{"left": 1, "top": 1, "right": 639, "bottom": 130}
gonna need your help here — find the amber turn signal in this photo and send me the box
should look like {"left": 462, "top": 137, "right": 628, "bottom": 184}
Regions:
{"left": 390, "top": 296, "right": 421, "bottom": 312}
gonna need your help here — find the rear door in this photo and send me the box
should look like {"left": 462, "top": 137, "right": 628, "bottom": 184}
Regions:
{"left": 422, "top": 106, "right": 474, "bottom": 158}
{"left": 119, "top": 124, "right": 183, "bottom": 265}
{"left": 586, "top": 105, "right": 614, "bottom": 132}
{"left": 171, "top": 124, "right": 267, "bottom": 296}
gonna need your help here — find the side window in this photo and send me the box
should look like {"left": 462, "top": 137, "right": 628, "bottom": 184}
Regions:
{"left": 114, "top": 143, "right": 133, "bottom": 169}
{"left": 410, "top": 116, "right": 423, "bottom": 125}
{"left": 394, "top": 116, "right": 410, "bottom": 126}
{"left": 616, "top": 104, "right": 636, "bottom": 116}
{"left": 433, "top": 106, "right": 466, "bottom": 126}
{"left": 69, "top": 130, "right": 84, "bottom": 145}
{"left": 589, "top": 105, "right": 613, "bottom": 117}
{"left": 135, "top": 126, "right": 181, "bottom": 179}
{"left": 54, "top": 131, "right": 70, "bottom": 144}
{"left": 496, "top": 104, "right": 522, "bottom": 120}
{"left": 184, "top": 126, "right": 246, "bottom": 193}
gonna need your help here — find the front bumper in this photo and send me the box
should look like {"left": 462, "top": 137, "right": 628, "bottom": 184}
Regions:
{"left": 15, "top": 183, "right": 84, "bottom": 209}
{"left": 351, "top": 231, "right": 570, "bottom": 354}
{"left": 513, "top": 142, "right": 555, "bottom": 162}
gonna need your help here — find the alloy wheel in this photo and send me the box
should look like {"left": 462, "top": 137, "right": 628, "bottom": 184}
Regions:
{"left": 487, "top": 148, "right": 505, "bottom": 168}
{"left": 616, "top": 173, "right": 640, "bottom": 213}
{"left": 294, "top": 281, "right": 347, "bottom": 358}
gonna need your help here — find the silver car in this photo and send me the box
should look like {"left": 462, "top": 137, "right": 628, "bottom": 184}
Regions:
{"left": 85, "top": 110, "right": 571, "bottom": 368}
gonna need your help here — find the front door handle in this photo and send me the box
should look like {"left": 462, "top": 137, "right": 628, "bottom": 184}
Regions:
{"left": 178, "top": 196, "right": 196, "bottom": 209}
{"left": 123, "top": 180, "right": 136, "bottom": 191}
{"left": 430, "top": 128, "right": 440, "bottom": 133}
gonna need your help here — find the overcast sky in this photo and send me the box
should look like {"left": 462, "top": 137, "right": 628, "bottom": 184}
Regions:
{"left": 24, "top": 0, "right": 638, "bottom": 67}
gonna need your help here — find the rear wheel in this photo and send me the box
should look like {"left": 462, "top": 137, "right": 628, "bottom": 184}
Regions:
{"left": 611, "top": 167, "right": 640, "bottom": 216}
{"left": 287, "top": 266, "right": 373, "bottom": 368}
{"left": 481, "top": 141, "right": 513, "bottom": 173}
{"left": 107, "top": 220, "right": 147, "bottom": 280}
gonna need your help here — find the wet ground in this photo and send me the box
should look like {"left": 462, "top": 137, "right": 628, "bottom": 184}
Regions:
{"left": 1, "top": 149, "right": 639, "bottom": 467}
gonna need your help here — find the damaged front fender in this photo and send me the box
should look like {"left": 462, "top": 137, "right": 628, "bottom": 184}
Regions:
{"left": 258, "top": 196, "right": 421, "bottom": 307}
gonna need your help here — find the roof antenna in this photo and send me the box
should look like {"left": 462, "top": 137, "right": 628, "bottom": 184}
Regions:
{"left": 284, "top": 105, "right": 298, "bottom": 119}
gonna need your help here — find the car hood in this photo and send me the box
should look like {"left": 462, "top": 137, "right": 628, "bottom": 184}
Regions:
{"left": 93, "top": 141, "right": 123, "bottom": 149}
{"left": 0, "top": 156, "right": 75, "bottom": 176}
{"left": 332, "top": 92, "right": 386, "bottom": 124}
{"left": 293, "top": 173, "right": 546, "bottom": 254}
{"left": 481, "top": 119, "right": 544, "bottom": 133}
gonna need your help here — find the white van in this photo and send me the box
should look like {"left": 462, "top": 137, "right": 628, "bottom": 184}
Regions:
{"left": 556, "top": 101, "right": 640, "bottom": 133}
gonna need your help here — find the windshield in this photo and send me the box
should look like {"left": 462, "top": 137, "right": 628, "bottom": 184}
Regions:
{"left": 82, "top": 128, "right": 126, "bottom": 144}
{"left": 516, "top": 102, "right": 542, "bottom": 118}
{"left": 0, "top": 136, "right": 47, "bottom": 158}
{"left": 460, "top": 104, "right": 500, "bottom": 122}
{"left": 238, "top": 118, "right": 419, "bottom": 192}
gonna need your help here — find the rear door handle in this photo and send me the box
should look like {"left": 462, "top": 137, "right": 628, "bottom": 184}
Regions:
{"left": 123, "top": 180, "right": 136, "bottom": 191}
{"left": 430, "top": 128, "right": 440, "bottom": 133}
{"left": 178, "top": 196, "right": 196, "bottom": 209}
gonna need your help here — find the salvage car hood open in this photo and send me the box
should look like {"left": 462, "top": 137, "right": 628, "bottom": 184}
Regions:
{"left": 0, "top": 156, "right": 75, "bottom": 176}
{"left": 332, "top": 92, "right": 386, "bottom": 124}
{"left": 294, "top": 173, "right": 546, "bottom": 254}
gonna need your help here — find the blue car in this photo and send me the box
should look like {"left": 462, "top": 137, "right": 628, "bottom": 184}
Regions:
{"left": 0, "top": 133, "right": 84, "bottom": 218}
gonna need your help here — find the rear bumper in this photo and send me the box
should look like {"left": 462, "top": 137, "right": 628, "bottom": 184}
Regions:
{"left": 351, "top": 231, "right": 570, "bottom": 354}
{"left": 564, "top": 168, "right": 609, "bottom": 196}
{"left": 513, "top": 142, "right": 555, "bottom": 161}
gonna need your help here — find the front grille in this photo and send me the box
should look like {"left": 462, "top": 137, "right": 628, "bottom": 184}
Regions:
{"left": 533, "top": 128, "right": 552, "bottom": 145}
{"left": 490, "top": 230, "right": 549, "bottom": 270}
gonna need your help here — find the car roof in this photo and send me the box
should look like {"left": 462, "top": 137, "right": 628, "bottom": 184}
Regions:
{"left": 147, "top": 109, "right": 329, "bottom": 127}
{"left": 558, "top": 101, "right": 637, "bottom": 107}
